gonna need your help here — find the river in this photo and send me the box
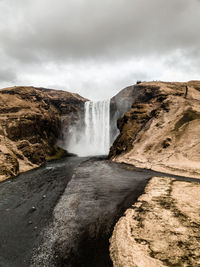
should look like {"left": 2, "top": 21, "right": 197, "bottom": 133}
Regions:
{"left": 0, "top": 156, "right": 198, "bottom": 267}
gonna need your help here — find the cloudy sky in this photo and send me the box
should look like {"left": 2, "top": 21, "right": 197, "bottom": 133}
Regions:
{"left": 0, "top": 0, "right": 200, "bottom": 100}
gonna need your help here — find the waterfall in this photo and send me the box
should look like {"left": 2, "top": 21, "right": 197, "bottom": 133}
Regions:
{"left": 67, "top": 100, "right": 110, "bottom": 156}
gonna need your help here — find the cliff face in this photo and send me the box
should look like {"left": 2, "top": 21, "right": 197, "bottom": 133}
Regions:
{"left": 109, "top": 81, "right": 200, "bottom": 178}
{"left": 110, "top": 85, "right": 138, "bottom": 144}
{"left": 0, "top": 86, "right": 86, "bottom": 182}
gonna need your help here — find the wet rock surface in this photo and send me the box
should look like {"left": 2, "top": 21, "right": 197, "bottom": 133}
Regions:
{"left": 110, "top": 84, "right": 139, "bottom": 144}
{"left": 0, "top": 86, "right": 86, "bottom": 182}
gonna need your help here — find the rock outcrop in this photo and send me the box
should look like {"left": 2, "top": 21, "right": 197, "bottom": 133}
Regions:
{"left": 0, "top": 86, "right": 86, "bottom": 182}
{"left": 110, "top": 177, "right": 200, "bottom": 267}
{"left": 109, "top": 81, "right": 200, "bottom": 178}
{"left": 110, "top": 85, "right": 138, "bottom": 144}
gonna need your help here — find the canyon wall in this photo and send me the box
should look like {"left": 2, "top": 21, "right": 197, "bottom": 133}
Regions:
{"left": 0, "top": 86, "right": 86, "bottom": 182}
{"left": 109, "top": 81, "right": 200, "bottom": 178}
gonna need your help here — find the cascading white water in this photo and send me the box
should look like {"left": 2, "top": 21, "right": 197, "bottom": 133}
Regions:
{"left": 67, "top": 100, "right": 110, "bottom": 156}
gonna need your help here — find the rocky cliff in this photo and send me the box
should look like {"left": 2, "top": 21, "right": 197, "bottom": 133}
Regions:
{"left": 109, "top": 81, "right": 200, "bottom": 178}
{"left": 0, "top": 86, "right": 86, "bottom": 182}
{"left": 110, "top": 85, "right": 138, "bottom": 144}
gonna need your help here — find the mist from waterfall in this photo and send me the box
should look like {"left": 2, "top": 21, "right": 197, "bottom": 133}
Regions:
{"left": 67, "top": 100, "right": 110, "bottom": 156}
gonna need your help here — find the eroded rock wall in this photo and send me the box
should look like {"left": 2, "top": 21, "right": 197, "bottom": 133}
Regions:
{"left": 0, "top": 86, "right": 86, "bottom": 181}
{"left": 110, "top": 85, "right": 138, "bottom": 144}
{"left": 109, "top": 81, "right": 200, "bottom": 178}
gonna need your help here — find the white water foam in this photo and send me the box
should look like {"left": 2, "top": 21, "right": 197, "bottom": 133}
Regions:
{"left": 67, "top": 100, "right": 110, "bottom": 156}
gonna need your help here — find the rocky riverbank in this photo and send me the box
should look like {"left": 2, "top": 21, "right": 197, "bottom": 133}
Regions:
{"left": 110, "top": 176, "right": 200, "bottom": 267}
{"left": 0, "top": 86, "right": 86, "bottom": 182}
{"left": 109, "top": 81, "right": 200, "bottom": 267}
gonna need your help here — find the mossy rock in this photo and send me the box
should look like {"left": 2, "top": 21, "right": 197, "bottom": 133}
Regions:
{"left": 46, "top": 145, "right": 75, "bottom": 161}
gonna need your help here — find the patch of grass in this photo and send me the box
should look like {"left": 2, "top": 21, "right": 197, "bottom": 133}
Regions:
{"left": 46, "top": 145, "right": 70, "bottom": 161}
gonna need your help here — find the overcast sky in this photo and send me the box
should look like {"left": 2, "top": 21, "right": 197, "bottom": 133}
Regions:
{"left": 0, "top": 0, "right": 200, "bottom": 100}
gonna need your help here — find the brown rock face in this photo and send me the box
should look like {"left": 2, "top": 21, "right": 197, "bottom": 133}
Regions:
{"left": 110, "top": 85, "right": 138, "bottom": 144}
{"left": 0, "top": 86, "right": 86, "bottom": 182}
{"left": 109, "top": 81, "right": 200, "bottom": 178}
{"left": 110, "top": 177, "right": 200, "bottom": 267}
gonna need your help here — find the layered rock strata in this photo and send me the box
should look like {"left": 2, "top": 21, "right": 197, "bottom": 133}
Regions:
{"left": 0, "top": 86, "right": 86, "bottom": 182}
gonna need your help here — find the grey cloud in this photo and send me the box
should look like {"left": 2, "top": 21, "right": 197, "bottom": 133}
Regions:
{"left": 0, "top": 0, "right": 199, "bottom": 99}
{"left": 1, "top": 0, "right": 200, "bottom": 63}
{"left": 0, "top": 67, "right": 17, "bottom": 83}
{"left": 164, "top": 48, "right": 200, "bottom": 73}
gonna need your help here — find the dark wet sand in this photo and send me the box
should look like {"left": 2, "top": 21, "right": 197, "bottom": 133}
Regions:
{"left": 0, "top": 157, "right": 87, "bottom": 267}
{"left": 0, "top": 156, "right": 199, "bottom": 267}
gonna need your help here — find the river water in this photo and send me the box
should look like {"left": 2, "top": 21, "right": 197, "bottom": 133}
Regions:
{"left": 0, "top": 156, "right": 198, "bottom": 267}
